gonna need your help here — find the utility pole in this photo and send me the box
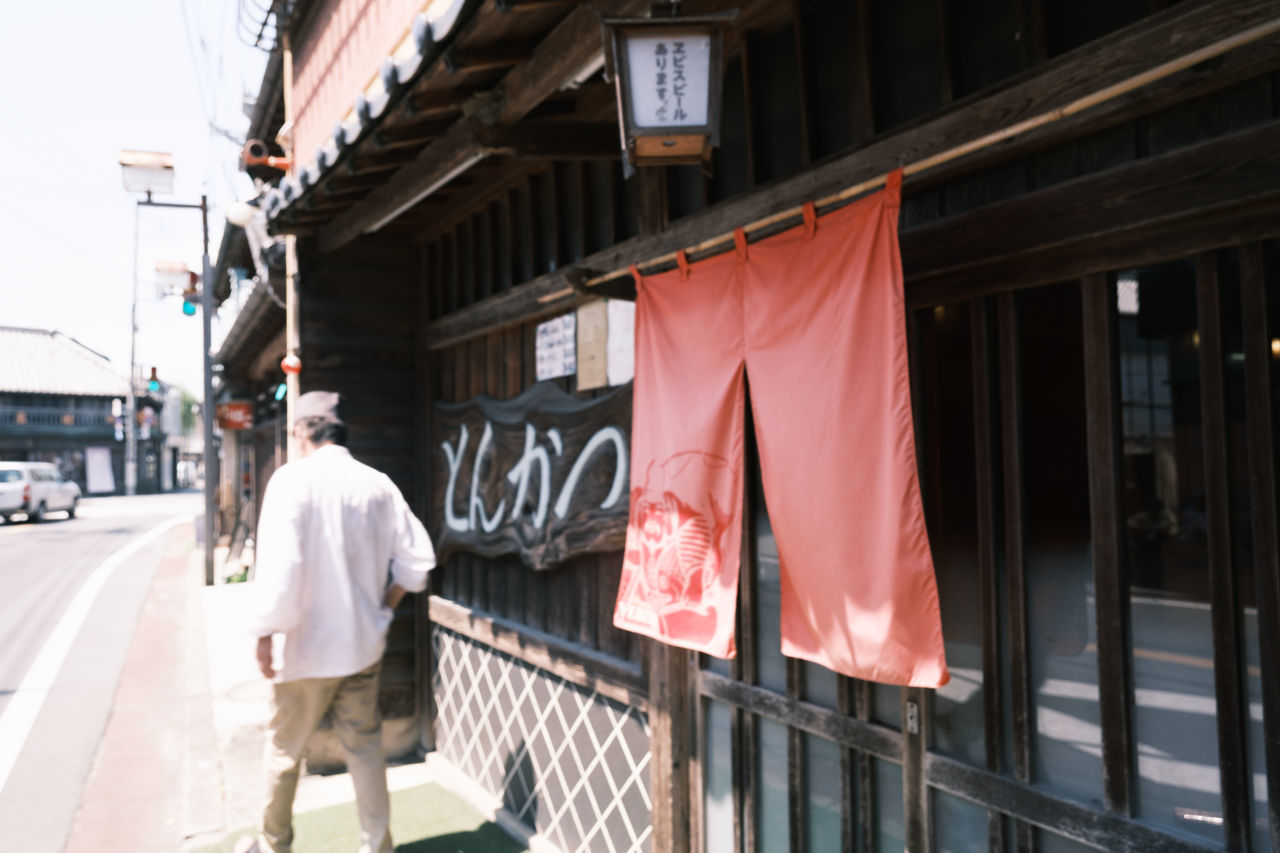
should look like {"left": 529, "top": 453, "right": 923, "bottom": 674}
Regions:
{"left": 198, "top": 196, "right": 215, "bottom": 586}
{"left": 125, "top": 203, "right": 141, "bottom": 495}
{"left": 133, "top": 194, "right": 216, "bottom": 584}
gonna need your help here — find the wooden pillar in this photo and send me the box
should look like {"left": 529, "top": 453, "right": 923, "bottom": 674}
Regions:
{"left": 634, "top": 165, "right": 692, "bottom": 853}
{"left": 650, "top": 642, "right": 693, "bottom": 853}
{"left": 282, "top": 31, "right": 301, "bottom": 459}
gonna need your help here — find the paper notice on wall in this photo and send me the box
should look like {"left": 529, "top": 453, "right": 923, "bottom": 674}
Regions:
{"left": 85, "top": 446, "right": 115, "bottom": 494}
{"left": 607, "top": 299, "right": 636, "bottom": 386}
{"left": 536, "top": 313, "right": 577, "bottom": 380}
{"left": 576, "top": 300, "right": 609, "bottom": 391}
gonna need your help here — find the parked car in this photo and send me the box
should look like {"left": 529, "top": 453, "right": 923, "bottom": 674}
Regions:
{"left": 0, "top": 462, "right": 81, "bottom": 522}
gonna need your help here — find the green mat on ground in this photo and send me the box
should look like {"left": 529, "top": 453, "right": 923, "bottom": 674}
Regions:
{"left": 196, "top": 782, "right": 529, "bottom": 853}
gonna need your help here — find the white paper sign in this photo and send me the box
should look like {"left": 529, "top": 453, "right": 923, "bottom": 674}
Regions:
{"left": 536, "top": 313, "right": 577, "bottom": 380}
{"left": 625, "top": 33, "right": 711, "bottom": 128}
{"left": 576, "top": 301, "right": 609, "bottom": 391}
{"left": 607, "top": 299, "right": 636, "bottom": 386}
{"left": 86, "top": 446, "right": 115, "bottom": 494}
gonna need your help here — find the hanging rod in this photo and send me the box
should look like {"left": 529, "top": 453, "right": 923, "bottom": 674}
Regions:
{"left": 537, "top": 14, "right": 1280, "bottom": 304}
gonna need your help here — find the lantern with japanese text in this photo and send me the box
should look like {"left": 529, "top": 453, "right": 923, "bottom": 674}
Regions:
{"left": 601, "top": 9, "right": 736, "bottom": 173}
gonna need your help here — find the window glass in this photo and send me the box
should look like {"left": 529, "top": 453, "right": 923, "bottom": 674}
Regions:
{"left": 1018, "top": 284, "right": 1102, "bottom": 805}
{"left": 1242, "top": 238, "right": 1280, "bottom": 852}
{"left": 703, "top": 652, "right": 731, "bottom": 677}
{"left": 1243, "top": 605, "right": 1267, "bottom": 853}
{"left": 915, "top": 302, "right": 985, "bottom": 766}
{"left": 803, "top": 663, "right": 838, "bottom": 709}
{"left": 756, "top": 474, "right": 786, "bottom": 693}
{"left": 703, "top": 700, "right": 734, "bottom": 853}
{"left": 757, "top": 718, "right": 789, "bottom": 852}
{"left": 874, "top": 759, "right": 904, "bottom": 852}
{"left": 1120, "top": 261, "right": 1222, "bottom": 845}
{"left": 932, "top": 788, "right": 987, "bottom": 853}
{"left": 0, "top": 471, "right": 19, "bottom": 483}
{"left": 873, "top": 685, "right": 902, "bottom": 730}
{"left": 804, "top": 734, "right": 842, "bottom": 850}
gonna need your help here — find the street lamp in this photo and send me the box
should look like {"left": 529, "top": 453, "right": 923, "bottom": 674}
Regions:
{"left": 601, "top": 6, "right": 736, "bottom": 174}
{"left": 119, "top": 150, "right": 217, "bottom": 585}
{"left": 118, "top": 151, "right": 174, "bottom": 497}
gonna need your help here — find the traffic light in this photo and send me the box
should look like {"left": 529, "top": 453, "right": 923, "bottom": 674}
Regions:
{"left": 147, "top": 367, "right": 160, "bottom": 394}
{"left": 182, "top": 271, "right": 199, "bottom": 316}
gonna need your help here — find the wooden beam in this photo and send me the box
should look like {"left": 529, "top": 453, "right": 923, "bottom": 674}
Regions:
{"left": 1195, "top": 253, "right": 1253, "bottom": 851}
{"left": 906, "top": 124, "right": 1280, "bottom": 305}
{"left": 496, "top": 0, "right": 574, "bottom": 10}
{"left": 1240, "top": 242, "right": 1280, "bottom": 851}
{"left": 997, "top": 293, "right": 1033, "bottom": 853}
{"left": 553, "top": 0, "right": 1280, "bottom": 289}
{"left": 505, "top": 121, "right": 620, "bottom": 160}
{"left": 423, "top": 117, "right": 1280, "bottom": 350}
{"left": 320, "top": 121, "right": 509, "bottom": 252}
{"left": 649, "top": 643, "right": 693, "bottom": 853}
{"left": 910, "top": 120, "right": 1280, "bottom": 278}
{"left": 317, "top": 0, "right": 650, "bottom": 254}
{"left": 427, "top": 595, "right": 647, "bottom": 707}
{"left": 926, "top": 754, "right": 1224, "bottom": 853}
{"left": 407, "top": 86, "right": 483, "bottom": 115}
{"left": 699, "top": 672, "right": 902, "bottom": 761}
{"left": 907, "top": 29, "right": 1280, "bottom": 195}
{"left": 1080, "top": 273, "right": 1135, "bottom": 816}
{"left": 443, "top": 40, "right": 539, "bottom": 75}
{"left": 489, "top": 0, "right": 649, "bottom": 127}
{"left": 376, "top": 118, "right": 456, "bottom": 144}
{"left": 350, "top": 147, "right": 427, "bottom": 172}
{"left": 969, "top": 296, "right": 1007, "bottom": 850}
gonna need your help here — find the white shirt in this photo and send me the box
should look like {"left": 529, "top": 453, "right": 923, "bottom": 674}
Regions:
{"left": 250, "top": 444, "right": 436, "bottom": 682}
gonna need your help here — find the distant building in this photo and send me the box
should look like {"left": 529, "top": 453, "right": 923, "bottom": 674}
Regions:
{"left": 0, "top": 326, "right": 142, "bottom": 495}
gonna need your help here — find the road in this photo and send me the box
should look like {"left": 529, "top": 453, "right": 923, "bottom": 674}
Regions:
{"left": 0, "top": 491, "right": 200, "bottom": 852}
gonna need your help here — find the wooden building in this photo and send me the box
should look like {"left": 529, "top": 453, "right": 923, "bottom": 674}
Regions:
{"left": 0, "top": 326, "right": 134, "bottom": 495}
{"left": 224, "top": 0, "right": 1280, "bottom": 849}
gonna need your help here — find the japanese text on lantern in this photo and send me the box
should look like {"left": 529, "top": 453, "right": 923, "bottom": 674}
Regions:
{"left": 625, "top": 33, "right": 711, "bottom": 128}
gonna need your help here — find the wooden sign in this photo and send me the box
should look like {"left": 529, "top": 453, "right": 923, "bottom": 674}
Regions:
{"left": 432, "top": 381, "right": 632, "bottom": 569}
{"left": 216, "top": 401, "right": 253, "bottom": 430}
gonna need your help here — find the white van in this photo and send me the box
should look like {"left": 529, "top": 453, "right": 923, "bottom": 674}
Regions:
{"left": 0, "top": 462, "right": 81, "bottom": 523}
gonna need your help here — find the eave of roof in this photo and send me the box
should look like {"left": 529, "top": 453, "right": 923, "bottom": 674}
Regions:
{"left": 260, "top": 0, "right": 482, "bottom": 224}
{"left": 0, "top": 326, "right": 129, "bottom": 397}
{"left": 214, "top": 281, "right": 286, "bottom": 371}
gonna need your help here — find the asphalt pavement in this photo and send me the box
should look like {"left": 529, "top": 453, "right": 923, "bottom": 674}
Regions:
{"left": 0, "top": 491, "right": 201, "bottom": 853}
{"left": 0, "top": 490, "right": 450, "bottom": 853}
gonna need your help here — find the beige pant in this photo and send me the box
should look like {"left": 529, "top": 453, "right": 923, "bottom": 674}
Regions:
{"left": 260, "top": 662, "right": 392, "bottom": 853}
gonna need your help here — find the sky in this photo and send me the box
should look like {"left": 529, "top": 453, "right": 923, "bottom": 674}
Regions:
{"left": 0, "top": 0, "right": 269, "bottom": 395}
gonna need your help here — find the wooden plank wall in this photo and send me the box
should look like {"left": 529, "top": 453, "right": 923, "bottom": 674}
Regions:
{"left": 297, "top": 232, "right": 423, "bottom": 718}
{"left": 406, "top": 0, "right": 1280, "bottom": 849}
{"left": 429, "top": 313, "right": 641, "bottom": 667}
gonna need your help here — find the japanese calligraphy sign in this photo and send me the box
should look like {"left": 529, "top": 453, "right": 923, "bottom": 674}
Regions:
{"left": 216, "top": 401, "right": 253, "bottom": 430}
{"left": 624, "top": 32, "right": 711, "bottom": 128}
{"left": 432, "top": 381, "right": 632, "bottom": 570}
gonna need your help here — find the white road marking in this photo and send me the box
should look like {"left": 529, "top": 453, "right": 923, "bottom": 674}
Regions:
{"left": 0, "top": 514, "right": 193, "bottom": 796}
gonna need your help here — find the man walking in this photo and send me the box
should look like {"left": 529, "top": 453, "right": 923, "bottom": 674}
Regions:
{"left": 237, "top": 391, "right": 436, "bottom": 853}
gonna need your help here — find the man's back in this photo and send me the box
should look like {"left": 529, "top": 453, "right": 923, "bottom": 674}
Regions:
{"left": 251, "top": 444, "right": 435, "bottom": 682}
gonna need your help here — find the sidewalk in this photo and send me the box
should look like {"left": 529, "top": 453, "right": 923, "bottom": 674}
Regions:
{"left": 62, "top": 536, "right": 529, "bottom": 852}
